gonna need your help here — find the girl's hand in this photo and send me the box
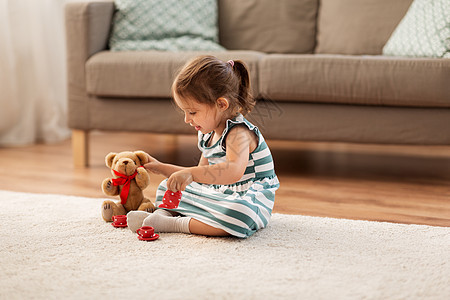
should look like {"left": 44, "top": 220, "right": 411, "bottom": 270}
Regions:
{"left": 143, "top": 154, "right": 162, "bottom": 175}
{"left": 167, "top": 169, "right": 193, "bottom": 192}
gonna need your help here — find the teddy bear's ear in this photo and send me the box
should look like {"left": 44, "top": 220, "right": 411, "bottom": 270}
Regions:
{"left": 134, "top": 150, "right": 149, "bottom": 166}
{"left": 105, "top": 152, "right": 117, "bottom": 168}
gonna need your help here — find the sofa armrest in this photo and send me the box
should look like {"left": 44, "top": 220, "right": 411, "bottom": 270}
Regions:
{"left": 65, "top": 1, "right": 114, "bottom": 60}
{"left": 65, "top": 1, "right": 114, "bottom": 130}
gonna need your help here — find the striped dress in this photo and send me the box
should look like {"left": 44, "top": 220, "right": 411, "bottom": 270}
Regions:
{"left": 155, "top": 114, "right": 280, "bottom": 238}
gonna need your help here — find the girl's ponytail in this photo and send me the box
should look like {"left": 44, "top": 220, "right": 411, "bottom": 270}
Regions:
{"left": 231, "top": 60, "right": 255, "bottom": 115}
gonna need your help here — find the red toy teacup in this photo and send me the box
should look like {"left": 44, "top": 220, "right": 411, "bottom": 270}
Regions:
{"left": 137, "top": 226, "right": 154, "bottom": 238}
{"left": 158, "top": 190, "right": 182, "bottom": 209}
{"left": 112, "top": 215, "right": 127, "bottom": 227}
{"left": 137, "top": 226, "right": 159, "bottom": 241}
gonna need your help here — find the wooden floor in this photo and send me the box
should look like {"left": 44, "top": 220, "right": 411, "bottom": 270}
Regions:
{"left": 1, "top": 131, "right": 449, "bottom": 227}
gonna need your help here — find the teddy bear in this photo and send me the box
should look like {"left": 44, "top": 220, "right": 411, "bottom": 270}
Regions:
{"left": 101, "top": 150, "right": 156, "bottom": 222}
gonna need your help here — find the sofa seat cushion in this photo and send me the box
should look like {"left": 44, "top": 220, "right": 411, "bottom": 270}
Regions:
{"left": 86, "top": 50, "right": 265, "bottom": 98}
{"left": 259, "top": 54, "right": 450, "bottom": 108}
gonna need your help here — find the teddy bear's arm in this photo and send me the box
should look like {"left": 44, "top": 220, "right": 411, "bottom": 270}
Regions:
{"left": 135, "top": 167, "right": 150, "bottom": 190}
{"left": 102, "top": 178, "right": 119, "bottom": 196}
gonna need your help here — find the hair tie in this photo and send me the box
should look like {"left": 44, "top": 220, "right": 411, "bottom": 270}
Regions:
{"left": 227, "top": 60, "right": 234, "bottom": 67}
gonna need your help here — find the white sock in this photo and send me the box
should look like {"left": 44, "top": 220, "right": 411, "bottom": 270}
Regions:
{"left": 143, "top": 209, "right": 191, "bottom": 234}
{"left": 127, "top": 210, "right": 151, "bottom": 232}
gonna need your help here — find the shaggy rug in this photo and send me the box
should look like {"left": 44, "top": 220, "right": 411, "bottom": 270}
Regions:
{"left": 0, "top": 190, "right": 449, "bottom": 300}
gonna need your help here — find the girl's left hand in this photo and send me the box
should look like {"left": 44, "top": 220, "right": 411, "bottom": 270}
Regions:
{"left": 167, "top": 169, "right": 193, "bottom": 192}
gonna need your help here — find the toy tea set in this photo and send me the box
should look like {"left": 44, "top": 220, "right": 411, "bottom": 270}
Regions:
{"left": 101, "top": 151, "right": 183, "bottom": 242}
{"left": 110, "top": 189, "right": 183, "bottom": 241}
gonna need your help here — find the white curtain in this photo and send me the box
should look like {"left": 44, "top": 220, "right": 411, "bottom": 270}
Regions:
{"left": 0, "top": 0, "right": 75, "bottom": 146}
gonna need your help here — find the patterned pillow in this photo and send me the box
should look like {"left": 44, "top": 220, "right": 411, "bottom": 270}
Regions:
{"left": 383, "top": 0, "right": 450, "bottom": 58}
{"left": 109, "top": 0, "right": 225, "bottom": 51}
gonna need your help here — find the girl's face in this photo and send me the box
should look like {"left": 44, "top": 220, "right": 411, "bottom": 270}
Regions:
{"left": 174, "top": 94, "right": 224, "bottom": 135}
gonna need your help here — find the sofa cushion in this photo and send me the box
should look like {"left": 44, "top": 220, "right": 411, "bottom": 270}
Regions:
{"left": 218, "top": 0, "right": 318, "bottom": 54}
{"left": 86, "top": 50, "right": 264, "bottom": 98}
{"left": 247, "top": 102, "right": 450, "bottom": 144}
{"left": 383, "top": 0, "right": 450, "bottom": 58}
{"left": 109, "top": 0, "right": 224, "bottom": 51}
{"left": 315, "top": 0, "right": 413, "bottom": 55}
{"left": 259, "top": 54, "right": 450, "bottom": 108}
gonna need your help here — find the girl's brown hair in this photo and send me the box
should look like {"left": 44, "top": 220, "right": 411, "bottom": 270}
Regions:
{"left": 172, "top": 55, "right": 255, "bottom": 116}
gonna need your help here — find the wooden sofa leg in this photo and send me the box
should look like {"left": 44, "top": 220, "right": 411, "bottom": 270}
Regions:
{"left": 72, "top": 129, "right": 89, "bottom": 167}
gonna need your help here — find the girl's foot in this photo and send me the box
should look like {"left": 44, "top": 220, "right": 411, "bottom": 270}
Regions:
{"left": 143, "top": 209, "right": 191, "bottom": 233}
{"left": 127, "top": 210, "right": 151, "bottom": 232}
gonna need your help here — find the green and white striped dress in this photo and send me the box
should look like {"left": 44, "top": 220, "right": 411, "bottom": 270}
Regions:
{"left": 155, "top": 114, "right": 280, "bottom": 238}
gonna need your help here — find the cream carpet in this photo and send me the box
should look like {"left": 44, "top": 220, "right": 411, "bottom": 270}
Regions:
{"left": 1, "top": 190, "right": 449, "bottom": 299}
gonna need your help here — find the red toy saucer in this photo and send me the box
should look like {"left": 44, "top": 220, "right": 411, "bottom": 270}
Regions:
{"left": 112, "top": 223, "right": 128, "bottom": 228}
{"left": 138, "top": 233, "right": 159, "bottom": 241}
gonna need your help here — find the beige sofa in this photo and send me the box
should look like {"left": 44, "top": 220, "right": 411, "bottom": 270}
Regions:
{"left": 65, "top": 0, "right": 450, "bottom": 167}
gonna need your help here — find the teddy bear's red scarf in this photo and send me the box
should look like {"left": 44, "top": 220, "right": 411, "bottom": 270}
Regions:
{"left": 112, "top": 168, "right": 142, "bottom": 205}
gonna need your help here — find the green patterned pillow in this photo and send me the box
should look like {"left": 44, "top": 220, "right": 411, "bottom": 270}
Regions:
{"left": 109, "top": 0, "right": 225, "bottom": 51}
{"left": 383, "top": 0, "right": 450, "bottom": 58}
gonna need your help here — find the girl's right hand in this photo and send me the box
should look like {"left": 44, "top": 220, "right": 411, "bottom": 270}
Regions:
{"left": 167, "top": 169, "right": 193, "bottom": 192}
{"left": 143, "top": 154, "right": 162, "bottom": 175}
